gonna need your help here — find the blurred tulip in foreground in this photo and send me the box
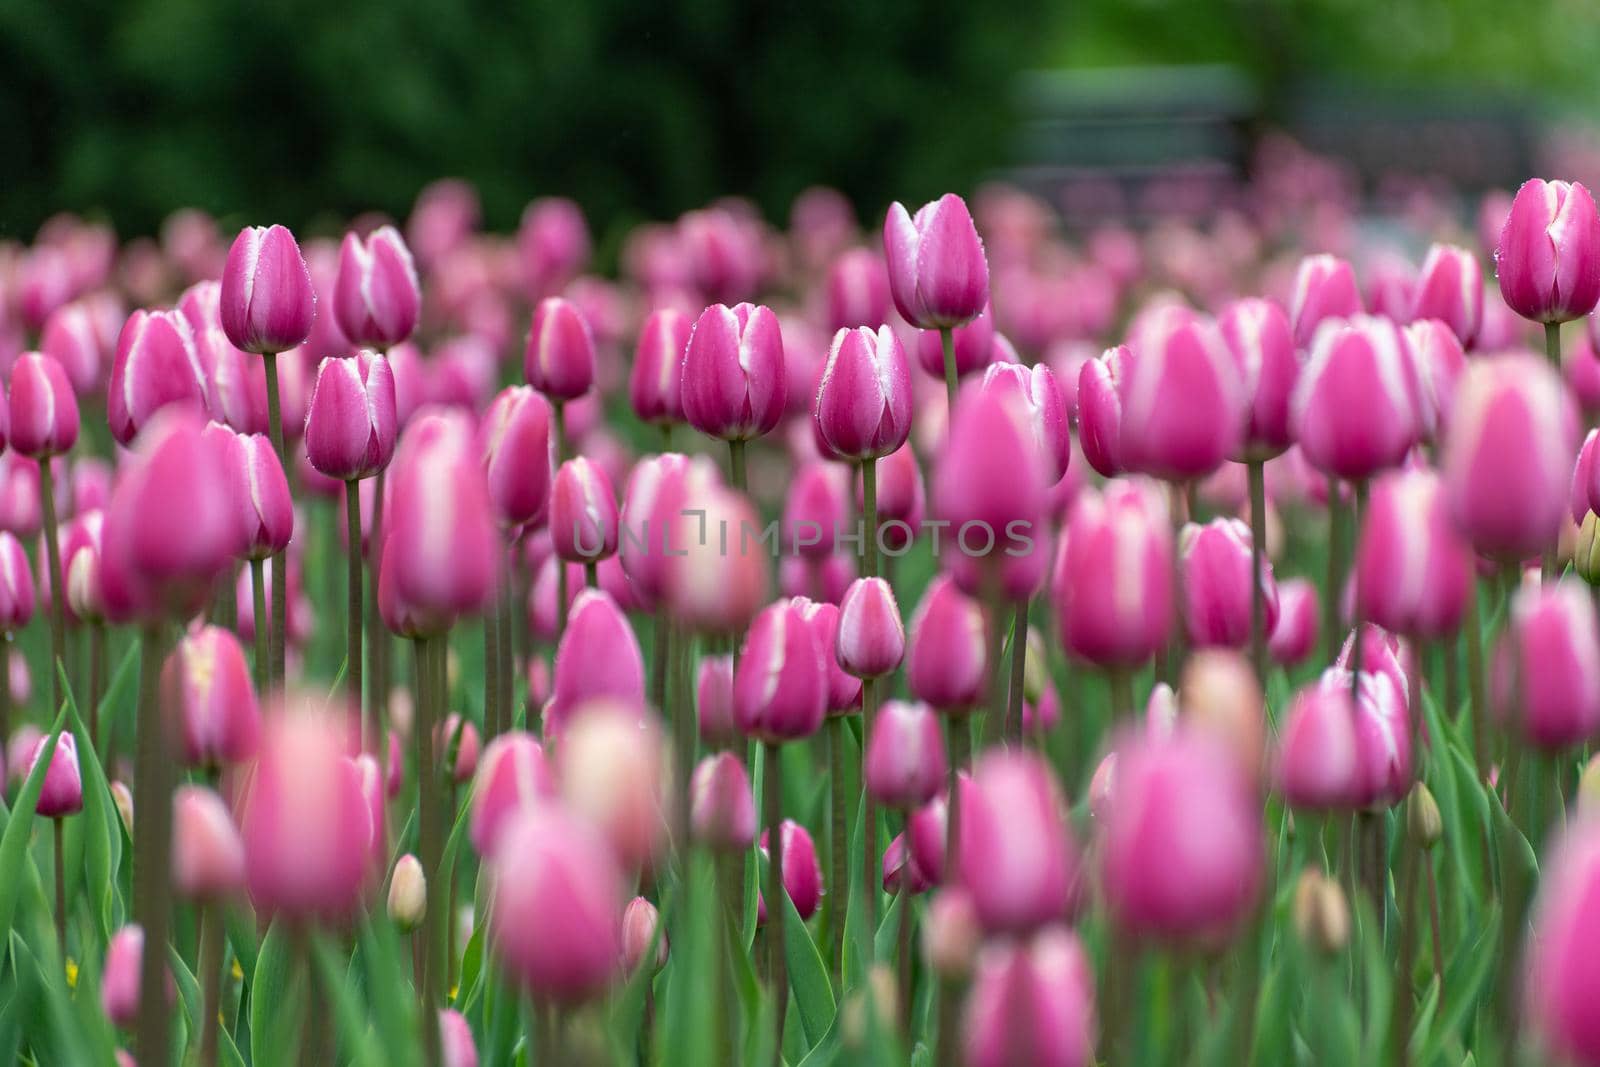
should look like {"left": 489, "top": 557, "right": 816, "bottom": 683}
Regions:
{"left": 963, "top": 927, "right": 1096, "bottom": 1067}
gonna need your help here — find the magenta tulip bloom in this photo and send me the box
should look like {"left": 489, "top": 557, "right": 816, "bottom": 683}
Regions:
{"left": 979, "top": 359, "right": 1071, "bottom": 482}
{"left": 8, "top": 353, "right": 78, "bottom": 459}
{"left": 218, "top": 430, "right": 293, "bottom": 561}
{"left": 622, "top": 896, "right": 668, "bottom": 974}
{"left": 440, "top": 1009, "right": 479, "bottom": 1067}
{"left": 956, "top": 751, "right": 1078, "bottom": 935}
{"left": 629, "top": 307, "right": 691, "bottom": 426}
{"left": 1524, "top": 819, "right": 1600, "bottom": 1064}
{"left": 865, "top": 699, "right": 947, "bottom": 809}
{"left": 1053, "top": 478, "right": 1173, "bottom": 668}
{"left": 1100, "top": 729, "right": 1263, "bottom": 946}
{"left": 874, "top": 441, "right": 925, "bottom": 552}
{"left": 906, "top": 575, "right": 988, "bottom": 712}
{"left": 545, "top": 589, "right": 645, "bottom": 742}
{"left": 28, "top": 731, "right": 83, "bottom": 818}
{"left": 487, "top": 806, "right": 623, "bottom": 1004}
{"left": 1406, "top": 318, "right": 1467, "bottom": 444}
{"left": 161, "top": 623, "right": 260, "bottom": 768}
{"left": 1291, "top": 314, "right": 1421, "bottom": 482}
{"left": 681, "top": 302, "right": 786, "bottom": 442}
{"left": 549, "top": 457, "right": 619, "bottom": 564}
{"left": 1410, "top": 243, "right": 1484, "bottom": 347}
{"left": 523, "top": 297, "right": 596, "bottom": 402}
{"left": 108, "top": 308, "right": 209, "bottom": 446}
{"left": 0, "top": 531, "right": 35, "bottom": 632}
{"left": 1442, "top": 353, "right": 1578, "bottom": 561}
{"left": 1120, "top": 306, "right": 1245, "bottom": 481}
{"left": 1354, "top": 468, "right": 1472, "bottom": 639}
{"left": 1276, "top": 669, "right": 1411, "bottom": 811}
{"left": 824, "top": 248, "right": 891, "bottom": 332}
{"left": 1077, "top": 345, "right": 1129, "bottom": 477}
{"left": 1180, "top": 517, "right": 1278, "bottom": 649}
{"left": 1218, "top": 297, "right": 1298, "bottom": 459}
{"left": 303, "top": 351, "right": 399, "bottom": 482}
{"left": 557, "top": 702, "right": 668, "bottom": 872}
{"left": 469, "top": 732, "right": 555, "bottom": 856}
{"left": 40, "top": 301, "right": 107, "bottom": 395}
{"left": 1289, "top": 254, "right": 1362, "bottom": 348}
{"left": 690, "top": 750, "right": 757, "bottom": 851}
{"left": 102, "top": 925, "right": 151, "bottom": 1028}
{"left": 1495, "top": 179, "right": 1600, "bottom": 324}
{"left": 814, "top": 325, "right": 913, "bottom": 461}
{"left": 795, "top": 597, "right": 862, "bottom": 714}
{"left": 479, "top": 386, "right": 553, "bottom": 530}
{"left": 518, "top": 197, "right": 591, "bottom": 297}
{"left": 333, "top": 225, "right": 420, "bottom": 349}
{"left": 663, "top": 481, "right": 770, "bottom": 634}
{"left": 171, "top": 784, "right": 246, "bottom": 901}
{"left": 696, "top": 655, "right": 737, "bottom": 748}
{"left": 963, "top": 927, "right": 1096, "bottom": 1067}
{"left": 618, "top": 453, "right": 705, "bottom": 603}
{"left": 836, "top": 576, "right": 905, "bottom": 679}
{"left": 220, "top": 224, "right": 317, "bottom": 354}
{"left": 758, "top": 819, "right": 824, "bottom": 922}
{"left": 782, "top": 462, "right": 850, "bottom": 560}
{"left": 733, "top": 599, "right": 828, "bottom": 742}
{"left": 883, "top": 194, "right": 989, "bottom": 329}
{"left": 1493, "top": 579, "right": 1600, "bottom": 751}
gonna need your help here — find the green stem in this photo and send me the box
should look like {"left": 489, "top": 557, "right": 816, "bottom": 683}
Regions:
{"left": 861, "top": 677, "right": 880, "bottom": 944}
{"left": 53, "top": 817, "right": 65, "bottom": 958}
{"left": 346, "top": 481, "right": 364, "bottom": 737}
{"left": 1393, "top": 847, "right": 1420, "bottom": 1067}
{"left": 764, "top": 740, "right": 787, "bottom": 1066}
{"left": 729, "top": 438, "right": 747, "bottom": 495}
{"left": 198, "top": 903, "right": 225, "bottom": 1067}
{"left": 897, "top": 882, "right": 913, "bottom": 1038}
{"left": 263, "top": 350, "right": 287, "bottom": 689}
{"left": 584, "top": 561, "right": 599, "bottom": 589}
{"left": 88, "top": 623, "right": 104, "bottom": 753}
{"left": 484, "top": 606, "right": 500, "bottom": 741}
{"left": 1325, "top": 475, "right": 1344, "bottom": 664}
{"left": 368, "top": 469, "right": 388, "bottom": 747}
{"left": 862, "top": 458, "right": 879, "bottom": 579}
{"left": 1247, "top": 458, "right": 1268, "bottom": 687}
{"left": 1108, "top": 668, "right": 1135, "bottom": 719}
{"left": 1007, "top": 599, "right": 1028, "bottom": 745}
{"left": 133, "top": 622, "right": 173, "bottom": 1067}
{"left": 828, "top": 716, "right": 847, "bottom": 975}
{"left": 250, "top": 559, "right": 269, "bottom": 698}
{"left": 553, "top": 400, "right": 568, "bottom": 463}
{"left": 413, "top": 636, "right": 444, "bottom": 1067}
{"left": 1545, "top": 323, "right": 1563, "bottom": 581}
{"left": 1465, "top": 581, "right": 1488, "bottom": 778}
{"left": 939, "top": 327, "right": 958, "bottom": 415}
{"left": 38, "top": 458, "right": 66, "bottom": 714}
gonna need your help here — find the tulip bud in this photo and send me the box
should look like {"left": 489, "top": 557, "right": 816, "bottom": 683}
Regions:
{"left": 758, "top": 820, "right": 824, "bottom": 921}
{"left": 1101, "top": 729, "right": 1263, "bottom": 945}
{"left": 220, "top": 224, "right": 317, "bottom": 353}
{"left": 41, "top": 300, "right": 107, "bottom": 395}
{"left": 304, "top": 351, "right": 399, "bottom": 482}
{"left": 1217, "top": 297, "right": 1297, "bottom": 460}
{"left": 1180, "top": 517, "right": 1278, "bottom": 649}
{"left": 102, "top": 925, "right": 156, "bottom": 1028}
{"left": 957, "top": 751, "right": 1077, "bottom": 935}
{"left": 1524, "top": 820, "right": 1600, "bottom": 1067}
{"left": 1291, "top": 314, "right": 1420, "bottom": 481}
{"left": 1578, "top": 512, "right": 1600, "bottom": 586}
{"left": 488, "top": 806, "right": 624, "bottom": 1003}
{"left": 333, "top": 226, "right": 420, "bottom": 349}
{"left": 467, "top": 732, "right": 553, "bottom": 857}
{"left": 979, "top": 360, "right": 1071, "bottom": 483}
{"left": 1269, "top": 578, "right": 1319, "bottom": 665}
{"left": 873, "top": 441, "right": 925, "bottom": 551}
{"left": 1290, "top": 254, "right": 1363, "bottom": 348}
{"left": 108, "top": 308, "right": 209, "bottom": 446}
{"left": 1053, "top": 478, "right": 1174, "bottom": 668}
{"left": 825, "top": 248, "right": 890, "bottom": 332}
{"left": 1354, "top": 468, "right": 1473, "bottom": 639}
{"left": 1178, "top": 650, "right": 1266, "bottom": 781}
{"left": 882, "top": 832, "right": 932, "bottom": 895}
{"left": 923, "top": 889, "right": 981, "bottom": 979}
{"left": 883, "top": 194, "right": 989, "bottom": 330}
{"left": 1410, "top": 243, "right": 1484, "bottom": 347}
{"left": 546, "top": 590, "right": 645, "bottom": 741}
{"left": 1443, "top": 353, "right": 1578, "bottom": 561}
{"left": 906, "top": 575, "right": 988, "bottom": 712}
{"left": 690, "top": 751, "right": 757, "bottom": 852}
{"left": 836, "top": 577, "right": 904, "bottom": 679}
{"left": 8, "top": 353, "right": 78, "bottom": 459}
{"left": 440, "top": 1008, "right": 479, "bottom": 1067}
{"left": 171, "top": 785, "right": 245, "bottom": 901}
{"left": 480, "top": 386, "right": 553, "bottom": 530}
{"left": 523, "top": 297, "right": 596, "bottom": 402}
{"left": 734, "top": 599, "right": 827, "bottom": 742}
{"left": 795, "top": 597, "right": 862, "bottom": 714}
{"left": 435, "top": 713, "right": 481, "bottom": 784}
{"left": 696, "top": 654, "right": 737, "bottom": 748}
{"left": 388, "top": 853, "right": 427, "bottom": 932}
{"left": 1292, "top": 868, "right": 1349, "bottom": 955}
{"left": 550, "top": 457, "right": 619, "bottom": 563}
{"left": 962, "top": 928, "right": 1096, "bottom": 1067}
{"left": 0, "top": 531, "right": 36, "bottom": 632}
{"left": 1120, "top": 306, "right": 1245, "bottom": 480}
{"left": 1077, "top": 345, "right": 1128, "bottom": 477}
{"left": 1495, "top": 179, "right": 1600, "bottom": 324}
{"left": 815, "top": 325, "right": 913, "bottom": 461}
{"left": 111, "top": 779, "right": 134, "bottom": 836}
{"left": 557, "top": 701, "right": 669, "bottom": 872}
{"left": 865, "top": 700, "right": 947, "bottom": 809}
{"left": 782, "top": 462, "right": 850, "bottom": 559}
{"left": 1493, "top": 579, "right": 1600, "bottom": 750}
{"left": 1406, "top": 782, "right": 1442, "bottom": 850}
{"left": 622, "top": 896, "right": 668, "bottom": 973}
{"left": 629, "top": 308, "right": 691, "bottom": 426}
{"left": 29, "top": 732, "right": 83, "bottom": 818}
{"left": 161, "top": 624, "right": 260, "bottom": 768}
{"left": 681, "top": 302, "right": 786, "bottom": 442}
{"left": 663, "top": 480, "right": 770, "bottom": 635}
{"left": 1405, "top": 318, "right": 1467, "bottom": 444}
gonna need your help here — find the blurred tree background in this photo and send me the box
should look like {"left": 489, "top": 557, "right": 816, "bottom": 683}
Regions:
{"left": 0, "top": 0, "right": 1596, "bottom": 241}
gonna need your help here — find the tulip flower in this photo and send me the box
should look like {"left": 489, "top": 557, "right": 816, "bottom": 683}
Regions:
{"left": 40, "top": 300, "right": 108, "bottom": 394}
{"left": 220, "top": 224, "right": 317, "bottom": 354}
{"left": 1276, "top": 670, "right": 1411, "bottom": 810}
{"left": 1524, "top": 818, "right": 1600, "bottom": 1065}
{"left": 1289, "top": 254, "right": 1362, "bottom": 348}
{"left": 681, "top": 302, "right": 787, "bottom": 474}
{"left": 545, "top": 590, "right": 645, "bottom": 742}
{"left": 814, "top": 325, "right": 913, "bottom": 461}
{"left": 303, "top": 351, "right": 399, "bottom": 482}
{"left": 388, "top": 853, "right": 427, "bottom": 932}
{"left": 622, "top": 896, "right": 669, "bottom": 974}
{"left": 102, "top": 925, "right": 155, "bottom": 1029}
{"left": 628, "top": 307, "right": 691, "bottom": 430}
{"left": 518, "top": 197, "right": 591, "bottom": 297}
{"left": 734, "top": 599, "right": 828, "bottom": 743}
{"left": 1077, "top": 345, "right": 1129, "bottom": 477}
{"left": 8, "top": 352, "right": 78, "bottom": 459}
{"left": 333, "top": 225, "right": 421, "bottom": 349}
{"left": 695, "top": 653, "right": 737, "bottom": 749}
{"left": 883, "top": 193, "right": 989, "bottom": 331}
{"left": 523, "top": 296, "right": 596, "bottom": 408}
{"left": 1180, "top": 517, "right": 1279, "bottom": 649}
{"left": 913, "top": 306, "right": 995, "bottom": 385}
{"left": 1291, "top": 314, "right": 1421, "bottom": 482}
{"left": 663, "top": 480, "right": 770, "bottom": 636}
{"left": 906, "top": 575, "right": 989, "bottom": 712}
{"left": 199, "top": 326, "right": 270, "bottom": 434}
{"left": 1353, "top": 468, "right": 1473, "bottom": 639}
{"left": 1053, "top": 478, "right": 1173, "bottom": 672}
{"left": 1120, "top": 305, "right": 1246, "bottom": 481}
{"left": 550, "top": 457, "right": 619, "bottom": 568}
{"left": 758, "top": 819, "right": 825, "bottom": 922}
{"left": 1493, "top": 579, "right": 1600, "bottom": 750}
{"left": 28, "top": 730, "right": 82, "bottom": 818}
{"left": 864, "top": 699, "right": 947, "bottom": 809}
{"left": 836, "top": 576, "right": 905, "bottom": 679}
{"left": 1495, "top": 179, "right": 1600, "bottom": 324}
{"left": 161, "top": 623, "right": 260, "bottom": 768}
{"left": 480, "top": 386, "right": 554, "bottom": 530}
{"left": 956, "top": 751, "right": 1078, "bottom": 935}
{"left": 1410, "top": 242, "right": 1483, "bottom": 347}
{"left": 1270, "top": 578, "right": 1320, "bottom": 665}
{"left": 962, "top": 927, "right": 1095, "bottom": 1067}
{"left": 1406, "top": 318, "right": 1467, "bottom": 444}
{"left": 825, "top": 248, "right": 891, "bottom": 332}
{"left": 469, "top": 731, "right": 556, "bottom": 855}
{"left": 171, "top": 784, "right": 245, "bottom": 901}
{"left": 1217, "top": 297, "right": 1297, "bottom": 460}
{"left": 108, "top": 308, "right": 209, "bottom": 446}
{"left": 557, "top": 701, "right": 668, "bottom": 872}
{"left": 0, "top": 531, "right": 36, "bottom": 634}
{"left": 690, "top": 750, "right": 758, "bottom": 852}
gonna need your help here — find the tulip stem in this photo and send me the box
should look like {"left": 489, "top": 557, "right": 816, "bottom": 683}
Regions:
{"left": 484, "top": 600, "right": 500, "bottom": 741}
{"left": 944, "top": 715, "right": 970, "bottom": 890}
{"left": 557, "top": 560, "right": 570, "bottom": 640}
{"left": 498, "top": 570, "right": 515, "bottom": 728}
{"left": 649, "top": 608, "right": 669, "bottom": 715}
{"left": 38, "top": 458, "right": 66, "bottom": 715}
{"left": 935, "top": 977, "right": 960, "bottom": 1067}
{"left": 1006, "top": 599, "right": 1028, "bottom": 745}
{"left": 729, "top": 439, "right": 747, "bottom": 495}
{"left": 368, "top": 471, "right": 389, "bottom": 749}
{"left": 1465, "top": 580, "right": 1488, "bottom": 777}
{"left": 0, "top": 642, "right": 10, "bottom": 770}
{"left": 1393, "top": 844, "right": 1421, "bottom": 1067}
{"left": 52, "top": 817, "right": 65, "bottom": 958}
{"left": 896, "top": 881, "right": 913, "bottom": 1037}
{"left": 132, "top": 622, "right": 174, "bottom": 1067}
{"left": 862, "top": 677, "right": 880, "bottom": 944}
{"left": 1349, "top": 479, "right": 1368, "bottom": 713}
{"left": 1540, "top": 323, "right": 1559, "bottom": 580}
{"left": 763, "top": 740, "right": 788, "bottom": 1066}
{"left": 862, "top": 458, "right": 878, "bottom": 579}
{"left": 250, "top": 559, "right": 269, "bottom": 698}
{"left": 198, "top": 903, "right": 224, "bottom": 1067}
{"left": 263, "top": 350, "right": 287, "bottom": 689}
{"left": 1325, "top": 475, "right": 1343, "bottom": 664}
{"left": 1247, "top": 458, "right": 1268, "bottom": 687}
{"left": 828, "top": 716, "right": 847, "bottom": 975}
{"left": 88, "top": 623, "right": 104, "bottom": 750}
{"left": 346, "top": 481, "right": 365, "bottom": 736}
{"left": 553, "top": 400, "right": 568, "bottom": 463}
{"left": 584, "top": 561, "right": 599, "bottom": 589}
{"left": 413, "top": 635, "right": 445, "bottom": 1067}
{"left": 1108, "top": 668, "right": 1135, "bottom": 719}
{"left": 939, "top": 327, "right": 958, "bottom": 415}
{"left": 1425, "top": 859, "right": 1444, "bottom": 1017}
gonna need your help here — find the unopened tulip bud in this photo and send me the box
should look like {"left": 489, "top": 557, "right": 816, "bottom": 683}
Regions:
{"left": 440, "top": 1008, "right": 479, "bottom": 1067}
{"left": 1218, "top": 297, "right": 1297, "bottom": 459}
{"left": 550, "top": 458, "right": 619, "bottom": 563}
{"left": 664, "top": 481, "right": 770, "bottom": 634}
{"left": 815, "top": 325, "right": 913, "bottom": 461}
{"left": 1407, "top": 318, "right": 1467, "bottom": 444}
{"left": 102, "top": 925, "right": 152, "bottom": 1027}
{"left": 1292, "top": 868, "right": 1349, "bottom": 955}
{"left": 836, "top": 577, "right": 904, "bottom": 679}
{"left": 1407, "top": 783, "right": 1442, "bottom": 849}
{"left": 0, "top": 532, "right": 36, "bottom": 632}
{"left": 304, "top": 352, "right": 399, "bottom": 482}
{"left": 1291, "top": 314, "right": 1420, "bottom": 481}
{"left": 696, "top": 654, "right": 737, "bottom": 748}
{"left": 1077, "top": 345, "right": 1128, "bottom": 477}
{"left": 758, "top": 820, "right": 824, "bottom": 921}
{"left": 29, "top": 732, "right": 82, "bottom": 817}
{"left": 681, "top": 302, "right": 786, "bottom": 442}
{"left": 557, "top": 701, "right": 669, "bottom": 872}
{"left": 962, "top": 928, "right": 1096, "bottom": 1067}
{"left": 479, "top": 386, "right": 553, "bottom": 530}
{"left": 171, "top": 785, "right": 245, "bottom": 901}
{"left": 108, "top": 308, "right": 209, "bottom": 445}
{"left": 1410, "top": 243, "right": 1483, "bottom": 347}
{"left": 1120, "top": 306, "right": 1246, "bottom": 480}
{"left": 906, "top": 575, "right": 988, "bottom": 712}
{"left": 523, "top": 297, "right": 596, "bottom": 402}
{"left": 41, "top": 300, "right": 107, "bottom": 395}
{"left": 1493, "top": 579, "right": 1600, "bottom": 750}
{"left": 865, "top": 700, "right": 947, "bottom": 810}
{"left": 690, "top": 751, "right": 757, "bottom": 852}
{"left": 333, "top": 226, "right": 420, "bottom": 349}
{"left": 8, "top": 353, "right": 78, "bottom": 459}
{"left": 923, "top": 888, "right": 981, "bottom": 979}
{"left": 957, "top": 751, "right": 1077, "bottom": 935}
{"left": 734, "top": 599, "right": 827, "bottom": 742}
{"left": 435, "top": 713, "right": 481, "bottom": 784}
{"left": 1290, "top": 254, "right": 1362, "bottom": 348}
{"left": 1269, "top": 578, "right": 1320, "bottom": 665}
{"left": 824, "top": 248, "right": 890, "bottom": 332}
{"left": 1180, "top": 518, "right": 1278, "bottom": 649}
{"left": 1354, "top": 469, "right": 1472, "bottom": 639}
{"left": 629, "top": 307, "right": 691, "bottom": 426}
{"left": 1053, "top": 478, "right": 1173, "bottom": 668}
{"left": 621, "top": 896, "right": 668, "bottom": 973}
{"left": 220, "top": 224, "right": 317, "bottom": 353}
{"left": 388, "top": 854, "right": 427, "bottom": 932}
{"left": 546, "top": 590, "right": 644, "bottom": 742}
{"left": 469, "top": 732, "right": 555, "bottom": 855}
{"left": 883, "top": 194, "right": 989, "bottom": 330}
{"left": 162, "top": 624, "right": 261, "bottom": 768}
{"left": 980, "top": 359, "right": 1072, "bottom": 483}
{"left": 1496, "top": 179, "right": 1600, "bottom": 323}
{"left": 111, "top": 780, "right": 134, "bottom": 836}
{"left": 1179, "top": 650, "right": 1266, "bottom": 781}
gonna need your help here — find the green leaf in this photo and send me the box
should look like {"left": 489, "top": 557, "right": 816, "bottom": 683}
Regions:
{"left": 314, "top": 933, "right": 390, "bottom": 1067}
{"left": 779, "top": 864, "right": 837, "bottom": 1053}
{"left": 250, "top": 921, "right": 302, "bottom": 1067}
{"left": 657, "top": 853, "right": 717, "bottom": 1067}
{"left": 60, "top": 662, "right": 122, "bottom": 941}
{"left": 94, "top": 641, "right": 141, "bottom": 755}
{"left": 0, "top": 704, "right": 70, "bottom": 937}
{"left": 1416, "top": 906, "right": 1499, "bottom": 1065}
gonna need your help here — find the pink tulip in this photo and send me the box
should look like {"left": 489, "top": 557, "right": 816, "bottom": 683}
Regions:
{"left": 781, "top": 461, "right": 850, "bottom": 560}
{"left": 1575, "top": 429, "right": 1600, "bottom": 525}
{"left": 487, "top": 806, "right": 623, "bottom": 1004}
{"left": 467, "top": 732, "right": 554, "bottom": 856}
{"left": 1410, "top": 243, "right": 1483, "bottom": 347}
{"left": 883, "top": 194, "right": 989, "bottom": 330}
{"left": 979, "top": 360, "right": 1071, "bottom": 482}
{"left": 758, "top": 819, "right": 824, "bottom": 922}
{"left": 1269, "top": 579, "right": 1319, "bottom": 666}
{"left": 1524, "top": 818, "right": 1600, "bottom": 1064}
{"left": 1289, "top": 254, "right": 1362, "bottom": 348}
{"left": 523, "top": 297, "right": 596, "bottom": 402}
{"left": 1496, "top": 179, "right": 1600, "bottom": 323}
{"left": 333, "top": 226, "right": 420, "bottom": 349}
{"left": 962, "top": 927, "right": 1095, "bottom": 1067}
{"left": 434, "top": 713, "right": 480, "bottom": 784}
{"left": 303, "top": 351, "right": 398, "bottom": 482}
{"left": 1291, "top": 314, "right": 1420, "bottom": 481}
{"left": 622, "top": 896, "right": 668, "bottom": 973}
{"left": 28, "top": 731, "right": 82, "bottom": 817}
{"left": 1218, "top": 297, "right": 1298, "bottom": 459}
{"left": 679, "top": 207, "right": 761, "bottom": 304}
{"left": 1493, "top": 579, "right": 1600, "bottom": 750}
{"left": 663, "top": 482, "right": 770, "bottom": 634}
{"left": 545, "top": 589, "right": 644, "bottom": 741}
{"left": 957, "top": 751, "right": 1078, "bottom": 935}
{"left": 883, "top": 832, "right": 932, "bottom": 895}
{"left": 440, "top": 1008, "right": 479, "bottom": 1067}
{"left": 836, "top": 576, "right": 905, "bottom": 679}
{"left": 1100, "top": 729, "right": 1263, "bottom": 946}
{"left": 815, "top": 325, "right": 913, "bottom": 461}
{"left": 1179, "top": 517, "right": 1277, "bottom": 649}
{"left": 518, "top": 198, "right": 591, "bottom": 297}
{"left": 220, "top": 225, "right": 317, "bottom": 353}
{"left": 161, "top": 624, "right": 260, "bottom": 768}
{"left": 1120, "top": 306, "right": 1246, "bottom": 481}
{"left": 873, "top": 441, "right": 925, "bottom": 551}
{"left": 1276, "top": 668, "right": 1411, "bottom": 810}
{"left": 479, "top": 386, "right": 553, "bottom": 531}
{"left": 198, "top": 325, "right": 269, "bottom": 435}
{"left": 619, "top": 453, "right": 700, "bottom": 603}
{"left": 906, "top": 575, "right": 988, "bottom": 711}
{"left": 681, "top": 302, "right": 786, "bottom": 442}
{"left": 108, "top": 308, "right": 209, "bottom": 445}
{"left": 558, "top": 701, "right": 668, "bottom": 872}
{"left": 864, "top": 699, "right": 947, "bottom": 809}
{"left": 923, "top": 888, "right": 981, "bottom": 977}
{"left": 102, "top": 925, "right": 159, "bottom": 1028}
{"left": 211, "top": 428, "right": 293, "bottom": 561}
{"left": 8, "top": 352, "right": 78, "bottom": 459}
{"left": 795, "top": 597, "right": 862, "bottom": 714}
{"left": 171, "top": 784, "right": 245, "bottom": 901}
{"left": 1354, "top": 468, "right": 1473, "bottom": 639}
{"left": 690, "top": 750, "right": 757, "bottom": 851}
{"left": 824, "top": 248, "right": 890, "bottom": 332}
{"left": 1406, "top": 318, "right": 1467, "bottom": 443}
{"left": 1442, "top": 353, "right": 1578, "bottom": 560}
{"left": 696, "top": 654, "right": 737, "bottom": 748}
{"left": 733, "top": 599, "right": 827, "bottom": 742}
{"left": 0, "top": 531, "right": 35, "bottom": 632}
{"left": 1053, "top": 478, "right": 1173, "bottom": 668}
{"left": 550, "top": 457, "right": 619, "bottom": 563}
{"left": 40, "top": 301, "right": 107, "bottom": 395}
{"left": 629, "top": 307, "right": 691, "bottom": 426}
{"left": 1077, "top": 345, "right": 1128, "bottom": 477}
